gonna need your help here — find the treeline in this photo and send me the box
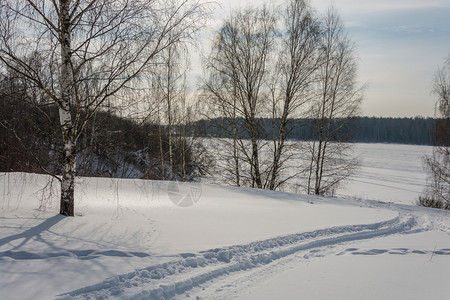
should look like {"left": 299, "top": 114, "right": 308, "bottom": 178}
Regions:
{"left": 195, "top": 116, "right": 435, "bottom": 145}
{"left": 353, "top": 117, "right": 434, "bottom": 145}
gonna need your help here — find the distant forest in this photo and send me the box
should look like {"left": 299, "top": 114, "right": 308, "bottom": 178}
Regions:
{"left": 194, "top": 117, "right": 436, "bottom": 145}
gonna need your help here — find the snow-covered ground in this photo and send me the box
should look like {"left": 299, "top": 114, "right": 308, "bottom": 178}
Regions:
{"left": 1, "top": 144, "right": 449, "bottom": 299}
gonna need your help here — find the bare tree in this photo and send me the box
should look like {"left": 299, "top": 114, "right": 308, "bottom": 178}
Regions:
{"left": 0, "top": 0, "right": 209, "bottom": 216}
{"left": 267, "top": 0, "right": 321, "bottom": 190}
{"left": 151, "top": 43, "right": 187, "bottom": 179}
{"left": 203, "top": 6, "right": 276, "bottom": 188}
{"left": 303, "top": 8, "right": 362, "bottom": 196}
{"left": 152, "top": 41, "right": 194, "bottom": 180}
{"left": 141, "top": 39, "right": 207, "bottom": 181}
{"left": 421, "top": 54, "right": 450, "bottom": 209}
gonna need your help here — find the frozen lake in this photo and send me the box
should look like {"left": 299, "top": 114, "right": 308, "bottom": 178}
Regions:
{"left": 338, "top": 143, "right": 432, "bottom": 205}
{"left": 204, "top": 140, "right": 433, "bottom": 206}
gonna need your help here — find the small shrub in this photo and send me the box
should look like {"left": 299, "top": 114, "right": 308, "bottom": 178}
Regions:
{"left": 417, "top": 195, "right": 450, "bottom": 210}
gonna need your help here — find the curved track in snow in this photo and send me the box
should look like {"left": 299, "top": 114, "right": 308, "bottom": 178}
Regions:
{"left": 58, "top": 204, "right": 423, "bottom": 300}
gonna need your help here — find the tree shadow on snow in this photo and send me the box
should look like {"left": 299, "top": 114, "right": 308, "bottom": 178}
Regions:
{"left": 0, "top": 214, "right": 65, "bottom": 249}
{"left": 0, "top": 214, "right": 152, "bottom": 260}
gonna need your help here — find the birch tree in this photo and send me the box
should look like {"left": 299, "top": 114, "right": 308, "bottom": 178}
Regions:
{"left": 268, "top": 0, "right": 320, "bottom": 190}
{"left": 0, "top": 0, "right": 209, "bottom": 216}
{"left": 151, "top": 42, "right": 190, "bottom": 180}
{"left": 203, "top": 3, "right": 362, "bottom": 195}
{"left": 304, "top": 8, "right": 362, "bottom": 195}
{"left": 421, "top": 55, "right": 450, "bottom": 209}
{"left": 203, "top": 6, "right": 276, "bottom": 188}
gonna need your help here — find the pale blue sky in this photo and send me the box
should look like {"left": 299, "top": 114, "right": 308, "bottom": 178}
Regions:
{"left": 201, "top": 0, "right": 450, "bottom": 117}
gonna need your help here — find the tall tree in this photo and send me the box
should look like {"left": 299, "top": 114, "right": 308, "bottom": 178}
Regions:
{"left": 203, "top": 6, "right": 276, "bottom": 188}
{"left": 268, "top": 0, "right": 321, "bottom": 190}
{"left": 0, "top": 0, "right": 209, "bottom": 216}
{"left": 304, "top": 8, "right": 362, "bottom": 195}
{"left": 150, "top": 41, "right": 191, "bottom": 180}
{"left": 421, "top": 54, "right": 450, "bottom": 209}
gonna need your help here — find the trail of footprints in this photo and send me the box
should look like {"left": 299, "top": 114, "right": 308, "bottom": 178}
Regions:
{"left": 338, "top": 247, "right": 450, "bottom": 256}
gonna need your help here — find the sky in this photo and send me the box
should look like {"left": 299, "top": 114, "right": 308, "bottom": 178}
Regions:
{"left": 197, "top": 0, "right": 450, "bottom": 118}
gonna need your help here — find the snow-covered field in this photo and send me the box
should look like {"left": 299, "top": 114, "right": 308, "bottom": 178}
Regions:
{"left": 1, "top": 143, "right": 449, "bottom": 299}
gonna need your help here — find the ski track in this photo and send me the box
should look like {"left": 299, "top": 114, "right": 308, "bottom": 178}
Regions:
{"left": 55, "top": 200, "right": 440, "bottom": 300}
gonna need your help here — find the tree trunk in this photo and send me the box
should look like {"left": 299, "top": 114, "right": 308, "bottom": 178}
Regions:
{"left": 167, "top": 47, "right": 174, "bottom": 180}
{"left": 307, "top": 139, "right": 317, "bottom": 194}
{"left": 269, "top": 134, "right": 284, "bottom": 190}
{"left": 232, "top": 94, "right": 240, "bottom": 186}
{"left": 158, "top": 123, "right": 166, "bottom": 179}
{"left": 168, "top": 98, "right": 174, "bottom": 180}
{"left": 250, "top": 126, "right": 262, "bottom": 188}
{"left": 60, "top": 129, "right": 76, "bottom": 216}
{"left": 59, "top": 0, "right": 75, "bottom": 216}
{"left": 269, "top": 111, "right": 288, "bottom": 190}
{"left": 156, "top": 100, "right": 166, "bottom": 179}
{"left": 314, "top": 119, "right": 325, "bottom": 195}
{"left": 181, "top": 109, "right": 187, "bottom": 181}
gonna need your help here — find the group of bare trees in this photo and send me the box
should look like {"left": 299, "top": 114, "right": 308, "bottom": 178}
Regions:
{"left": 421, "top": 55, "right": 450, "bottom": 209}
{"left": 0, "top": 0, "right": 364, "bottom": 216}
{"left": 0, "top": 0, "right": 210, "bottom": 216}
{"left": 202, "top": 0, "right": 362, "bottom": 195}
{"left": 147, "top": 42, "right": 207, "bottom": 181}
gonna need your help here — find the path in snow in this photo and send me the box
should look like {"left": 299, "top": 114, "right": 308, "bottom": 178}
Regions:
{"left": 191, "top": 231, "right": 450, "bottom": 300}
{"left": 57, "top": 200, "right": 433, "bottom": 300}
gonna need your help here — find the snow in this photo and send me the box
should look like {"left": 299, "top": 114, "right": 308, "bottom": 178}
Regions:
{"left": 188, "top": 217, "right": 449, "bottom": 300}
{"left": 0, "top": 143, "right": 449, "bottom": 300}
{"left": 234, "top": 231, "right": 450, "bottom": 300}
{"left": 339, "top": 143, "right": 432, "bottom": 204}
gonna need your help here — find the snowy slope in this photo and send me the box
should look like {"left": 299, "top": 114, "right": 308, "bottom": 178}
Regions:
{"left": 1, "top": 170, "right": 449, "bottom": 299}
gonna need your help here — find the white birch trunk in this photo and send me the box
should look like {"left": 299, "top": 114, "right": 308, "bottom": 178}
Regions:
{"left": 59, "top": 0, "right": 76, "bottom": 216}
